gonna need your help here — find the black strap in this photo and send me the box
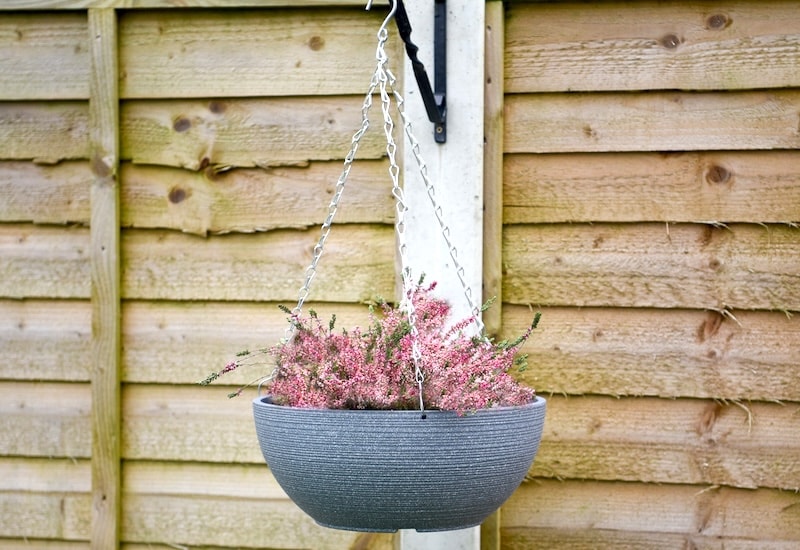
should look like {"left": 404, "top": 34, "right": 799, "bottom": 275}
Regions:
{"left": 393, "top": 0, "right": 446, "bottom": 131}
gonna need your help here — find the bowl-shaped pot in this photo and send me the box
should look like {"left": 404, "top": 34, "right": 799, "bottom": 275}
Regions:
{"left": 252, "top": 395, "right": 546, "bottom": 532}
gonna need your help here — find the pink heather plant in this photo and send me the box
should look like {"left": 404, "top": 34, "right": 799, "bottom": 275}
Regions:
{"left": 202, "top": 281, "right": 540, "bottom": 414}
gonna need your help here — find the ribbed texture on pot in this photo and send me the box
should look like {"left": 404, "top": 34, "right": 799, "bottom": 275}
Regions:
{"left": 252, "top": 396, "right": 546, "bottom": 532}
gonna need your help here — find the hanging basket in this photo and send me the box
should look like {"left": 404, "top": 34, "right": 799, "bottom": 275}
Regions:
{"left": 253, "top": 394, "right": 546, "bottom": 532}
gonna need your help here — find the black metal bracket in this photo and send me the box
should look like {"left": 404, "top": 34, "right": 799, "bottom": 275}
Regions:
{"left": 394, "top": 0, "right": 447, "bottom": 143}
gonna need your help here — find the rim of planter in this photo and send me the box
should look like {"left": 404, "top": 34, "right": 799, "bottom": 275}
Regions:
{"left": 253, "top": 395, "right": 547, "bottom": 532}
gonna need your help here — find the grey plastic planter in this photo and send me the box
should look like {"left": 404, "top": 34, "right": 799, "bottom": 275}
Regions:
{"left": 252, "top": 395, "right": 546, "bottom": 532}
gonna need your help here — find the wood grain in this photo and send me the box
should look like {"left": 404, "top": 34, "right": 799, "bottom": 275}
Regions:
{"left": 88, "top": 9, "right": 121, "bottom": 549}
{"left": 121, "top": 97, "right": 388, "bottom": 169}
{"left": 0, "top": 223, "right": 91, "bottom": 299}
{"left": 0, "top": 493, "right": 90, "bottom": 541}
{"left": 122, "top": 300, "right": 374, "bottom": 385}
{"left": 482, "top": 1, "right": 505, "bottom": 336}
{"left": 504, "top": 151, "right": 800, "bottom": 224}
{"left": 0, "top": 161, "right": 92, "bottom": 224}
{"left": 0, "top": 102, "right": 89, "bottom": 162}
{"left": 1, "top": 0, "right": 387, "bottom": 8}
{"left": 120, "top": 160, "right": 395, "bottom": 235}
{"left": 119, "top": 8, "right": 397, "bottom": 98}
{"left": 0, "top": 299, "right": 91, "bottom": 381}
{"left": 2, "top": 0, "right": 382, "bottom": 8}
{"left": 0, "top": 381, "right": 92, "bottom": 458}
{"left": 122, "top": 383, "right": 260, "bottom": 462}
{"left": 531, "top": 395, "right": 800, "bottom": 490}
{"left": 120, "top": 384, "right": 800, "bottom": 492}
{"left": 505, "top": 306, "right": 800, "bottom": 402}
{"left": 505, "top": 0, "right": 800, "bottom": 93}
{"left": 0, "top": 12, "right": 88, "bottom": 100}
{"left": 121, "top": 225, "right": 395, "bottom": 302}
{"left": 502, "top": 480, "right": 800, "bottom": 544}
{"left": 505, "top": 91, "right": 800, "bottom": 153}
{"left": 503, "top": 223, "right": 800, "bottom": 310}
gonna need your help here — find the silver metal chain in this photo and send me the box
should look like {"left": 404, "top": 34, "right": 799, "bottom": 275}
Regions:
{"left": 290, "top": 0, "right": 485, "bottom": 409}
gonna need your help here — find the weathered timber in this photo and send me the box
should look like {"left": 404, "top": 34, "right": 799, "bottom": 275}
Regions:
{"left": 0, "top": 493, "right": 90, "bottom": 541}
{"left": 530, "top": 395, "right": 800, "bottom": 490}
{"left": 122, "top": 384, "right": 800, "bottom": 492}
{"left": 482, "top": 1, "right": 504, "bottom": 336}
{"left": 0, "top": 223, "right": 90, "bottom": 299}
{"left": 121, "top": 225, "right": 395, "bottom": 302}
{"left": 0, "top": 299, "right": 91, "bottom": 381}
{"left": 1, "top": 0, "right": 388, "bottom": 8}
{"left": 0, "top": 542, "right": 89, "bottom": 550}
{"left": 503, "top": 223, "right": 800, "bottom": 310}
{"left": 122, "top": 300, "right": 374, "bottom": 384}
{"left": 0, "top": 456, "right": 90, "bottom": 492}
{"left": 88, "top": 9, "right": 121, "bottom": 549}
{"left": 122, "top": 493, "right": 374, "bottom": 549}
{"left": 501, "top": 528, "right": 800, "bottom": 550}
{"left": 505, "top": 306, "right": 800, "bottom": 402}
{"left": 121, "top": 97, "right": 387, "bottom": 169}
{"left": 0, "top": 12, "right": 88, "bottom": 100}
{"left": 0, "top": 102, "right": 89, "bottom": 162}
{"left": 503, "top": 480, "right": 800, "bottom": 543}
{"left": 120, "top": 160, "right": 395, "bottom": 235}
{"left": 122, "top": 383, "right": 262, "bottom": 463}
{"left": 123, "top": 461, "right": 286, "bottom": 499}
{"left": 504, "top": 151, "right": 800, "bottom": 224}
{"left": 505, "top": 91, "right": 800, "bottom": 153}
{"left": 0, "top": 381, "right": 91, "bottom": 457}
{"left": 505, "top": 0, "right": 800, "bottom": 93}
{"left": 119, "top": 8, "right": 397, "bottom": 98}
{"left": 0, "top": 161, "right": 92, "bottom": 224}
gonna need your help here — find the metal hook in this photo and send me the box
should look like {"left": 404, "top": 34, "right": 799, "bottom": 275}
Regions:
{"left": 366, "top": 0, "right": 398, "bottom": 37}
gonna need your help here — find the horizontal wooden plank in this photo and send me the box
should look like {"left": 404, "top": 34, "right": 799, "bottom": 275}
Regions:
{"left": 123, "top": 300, "right": 375, "bottom": 385}
{"left": 0, "top": 96, "right": 390, "bottom": 166}
{"left": 0, "top": 299, "right": 91, "bottom": 381}
{"left": 122, "top": 493, "right": 375, "bottom": 549}
{"left": 122, "top": 384, "right": 262, "bottom": 462}
{"left": 0, "top": 223, "right": 90, "bottom": 299}
{"left": 0, "top": 161, "right": 92, "bottom": 224}
{"left": 503, "top": 223, "right": 800, "bottom": 310}
{"left": 505, "top": 1, "right": 800, "bottom": 93}
{"left": 0, "top": 542, "right": 88, "bottom": 550}
{"left": 0, "top": 457, "right": 90, "bottom": 492}
{"left": 502, "top": 480, "right": 800, "bottom": 544}
{"left": 0, "top": 102, "right": 89, "bottom": 162}
{"left": 500, "top": 528, "right": 800, "bottom": 550}
{"left": 123, "top": 385, "right": 800, "bottom": 491}
{"left": 504, "top": 151, "right": 800, "bottom": 224}
{"left": 0, "top": 381, "right": 91, "bottom": 457}
{"left": 530, "top": 395, "right": 800, "bottom": 490}
{"left": 0, "top": 493, "right": 90, "bottom": 541}
{"left": 119, "top": 8, "right": 397, "bottom": 98}
{"left": 120, "top": 160, "right": 395, "bottom": 235}
{"left": 121, "top": 225, "right": 395, "bottom": 302}
{"left": 121, "top": 97, "right": 388, "bottom": 169}
{"left": 504, "top": 91, "right": 800, "bottom": 153}
{"left": 1, "top": 0, "right": 385, "bottom": 9}
{"left": 504, "top": 306, "right": 800, "bottom": 402}
{"left": 124, "top": 461, "right": 286, "bottom": 499}
{"left": 0, "top": 13, "right": 88, "bottom": 100}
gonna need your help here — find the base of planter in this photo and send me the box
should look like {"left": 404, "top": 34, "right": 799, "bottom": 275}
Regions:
{"left": 253, "top": 396, "right": 546, "bottom": 532}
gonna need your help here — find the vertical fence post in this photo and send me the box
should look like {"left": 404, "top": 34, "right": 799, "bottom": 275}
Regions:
{"left": 482, "top": 0, "right": 505, "bottom": 340}
{"left": 400, "top": 0, "right": 485, "bottom": 549}
{"left": 88, "top": 8, "right": 121, "bottom": 550}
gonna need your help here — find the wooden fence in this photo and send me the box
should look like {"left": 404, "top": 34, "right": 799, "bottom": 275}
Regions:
{"left": 496, "top": 1, "right": 800, "bottom": 548}
{"left": 1, "top": 1, "right": 799, "bottom": 549}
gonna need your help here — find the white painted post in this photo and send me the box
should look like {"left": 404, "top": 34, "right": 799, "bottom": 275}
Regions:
{"left": 399, "top": 0, "right": 484, "bottom": 548}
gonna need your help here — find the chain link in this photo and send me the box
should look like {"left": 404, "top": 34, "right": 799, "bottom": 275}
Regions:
{"left": 289, "top": 0, "right": 484, "bottom": 409}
